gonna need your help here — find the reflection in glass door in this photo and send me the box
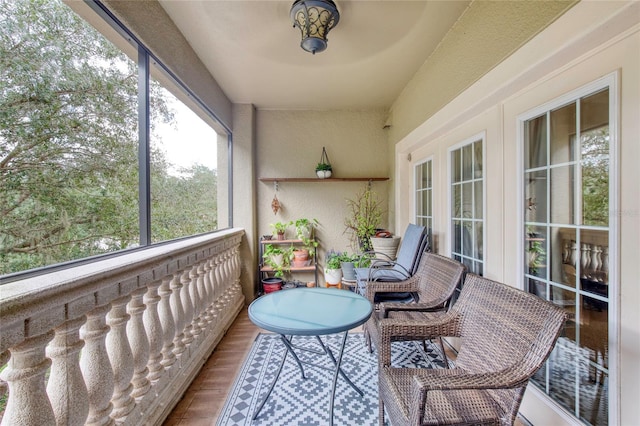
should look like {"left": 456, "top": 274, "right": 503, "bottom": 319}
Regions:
{"left": 415, "top": 159, "right": 433, "bottom": 248}
{"left": 523, "top": 87, "right": 612, "bottom": 425}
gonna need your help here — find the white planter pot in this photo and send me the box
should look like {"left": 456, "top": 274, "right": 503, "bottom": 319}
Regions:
{"left": 324, "top": 268, "right": 342, "bottom": 285}
{"left": 370, "top": 236, "right": 401, "bottom": 260}
{"left": 316, "top": 170, "right": 332, "bottom": 179}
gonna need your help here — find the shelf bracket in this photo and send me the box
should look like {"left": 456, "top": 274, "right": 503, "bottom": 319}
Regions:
{"left": 274, "top": 180, "right": 279, "bottom": 192}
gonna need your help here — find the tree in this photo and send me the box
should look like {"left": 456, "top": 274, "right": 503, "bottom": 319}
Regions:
{"left": 0, "top": 0, "right": 213, "bottom": 275}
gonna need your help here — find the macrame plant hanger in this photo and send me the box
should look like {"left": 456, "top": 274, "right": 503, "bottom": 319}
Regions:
{"left": 320, "top": 146, "right": 331, "bottom": 168}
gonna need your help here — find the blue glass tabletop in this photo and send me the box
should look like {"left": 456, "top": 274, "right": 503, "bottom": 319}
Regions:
{"left": 248, "top": 287, "right": 373, "bottom": 336}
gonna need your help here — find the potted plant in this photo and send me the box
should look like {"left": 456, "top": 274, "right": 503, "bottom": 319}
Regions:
{"left": 343, "top": 185, "right": 385, "bottom": 252}
{"left": 262, "top": 244, "right": 293, "bottom": 277}
{"left": 339, "top": 252, "right": 360, "bottom": 281}
{"left": 316, "top": 146, "right": 332, "bottom": 179}
{"left": 294, "top": 218, "right": 319, "bottom": 256}
{"left": 324, "top": 249, "right": 343, "bottom": 286}
{"left": 316, "top": 162, "right": 332, "bottom": 179}
{"left": 270, "top": 221, "right": 290, "bottom": 240}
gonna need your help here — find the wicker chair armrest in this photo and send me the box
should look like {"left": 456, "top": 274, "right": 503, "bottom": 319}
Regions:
{"left": 364, "top": 275, "right": 419, "bottom": 303}
{"left": 378, "top": 315, "right": 461, "bottom": 366}
{"left": 410, "top": 367, "right": 530, "bottom": 392}
{"left": 379, "top": 302, "right": 447, "bottom": 317}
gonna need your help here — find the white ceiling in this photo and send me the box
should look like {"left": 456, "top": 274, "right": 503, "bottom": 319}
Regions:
{"left": 158, "top": 0, "right": 471, "bottom": 110}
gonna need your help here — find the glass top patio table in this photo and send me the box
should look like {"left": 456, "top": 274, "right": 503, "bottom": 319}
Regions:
{"left": 248, "top": 287, "right": 373, "bottom": 335}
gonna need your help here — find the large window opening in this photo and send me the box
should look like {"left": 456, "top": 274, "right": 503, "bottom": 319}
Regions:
{"left": 0, "top": 0, "right": 230, "bottom": 277}
{"left": 522, "top": 85, "right": 612, "bottom": 425}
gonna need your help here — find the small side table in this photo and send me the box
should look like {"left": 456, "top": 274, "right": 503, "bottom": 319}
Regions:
{"left": 248, "top": 288, "right": 372, "bottom": 426}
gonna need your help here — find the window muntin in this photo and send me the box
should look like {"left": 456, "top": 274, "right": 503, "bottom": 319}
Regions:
{"left": 523, "top": 87, "right": 610, "bottom": 426}
{"left": 0, "top": 0, "right": 229, "bottom": 277}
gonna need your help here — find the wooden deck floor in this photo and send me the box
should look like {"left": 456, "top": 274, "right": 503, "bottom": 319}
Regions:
{"left": 163, "top": 308, "right": 261, "bottom": 426}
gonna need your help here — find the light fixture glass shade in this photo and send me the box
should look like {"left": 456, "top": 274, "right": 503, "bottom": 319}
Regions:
{"left": 290, "top": 0, "right": 340, "bottom": 54}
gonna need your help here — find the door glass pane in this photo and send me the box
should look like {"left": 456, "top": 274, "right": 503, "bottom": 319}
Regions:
{"left": 452, "top": 184, "right": 461, "bottom": 218}
{"left": 551, "top": 227, "right": 576, "bottom": 288}
{"left": 473, "top": 140, "right": 483, "bottom": 178}
{"left": 462, "top": 182, "right": 472, "bottom": 218}
{"left": 474, "top": 181, "right": 483, "bottom": 219}
{"left": 550, "top": 165, "right": 575, "bottom": 225}
{"left": 550, "top": 102, "right": 577, "bottom": 165}
{"left": 581, "top": 118, "right": 609, "bottom": 227}
{"left": 525, "top": 114, "right": 547, "bottom": 169}
{"left": 526, "top": 225, "right": 547, "bottom": 278}
{"left": 525, "top": 170, "right": 547, "bottom": 223}
{"left": 474, "top": 222, "right": 483, "bottom": 260}
{"left": 462, "top": 143, "right": 473, "bottom": 181}
{"left": 452, "top": 150, "right": 461, "bottom": 183}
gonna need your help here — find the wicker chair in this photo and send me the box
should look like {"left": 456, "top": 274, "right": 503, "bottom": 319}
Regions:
{"left": 363, "top": 253, "right": 466, "bottom": 354}
{"left": 377, "top": 274, "right": 567, "bottom": 426}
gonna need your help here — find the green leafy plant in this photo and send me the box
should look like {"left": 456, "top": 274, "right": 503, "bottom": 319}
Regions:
{"left": 344, "top": 185, "right": 384, "bottom": 252}
{"left": 325, "top": 249, "right": 342, "bottom": 270}
{"left": 315, "top": 162, "right": 332, "bottom": 172}
{"left": 294, "top": 218, "right": 319, "bottom": 255}
{"left": 270, "top": 221, "right": 290, "bottom": 238}
{"left": 262, "top": 244, "right": 294, "bottom": 277}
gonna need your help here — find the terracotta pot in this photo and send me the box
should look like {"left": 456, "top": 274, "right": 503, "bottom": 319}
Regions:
{"left": 293, "top": 249, "right": 309, "bottom": 262}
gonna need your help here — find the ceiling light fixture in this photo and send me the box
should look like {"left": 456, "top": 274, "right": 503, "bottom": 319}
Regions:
{"left": 290, "top": 0, "right": 340, "bottom": 55}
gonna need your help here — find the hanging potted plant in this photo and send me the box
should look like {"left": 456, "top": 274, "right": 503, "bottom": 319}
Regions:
{"left": 316, "top": 146, "right": 333, "bottom": 179}
{"left": 324, "top": 249, "right": 343, "bottom": 286}
{"left": 343, "top": 185, "right": 384, "bottom": 253}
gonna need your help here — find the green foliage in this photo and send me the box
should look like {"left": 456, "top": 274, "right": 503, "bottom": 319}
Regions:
{"left": 325, "top": 249, "right": 342, "bottom": 270}
{"left": 294, "top": 218, "right": 319, "bottom": 255}
{"left": 262, "top": 244, "right": 293, "bottom": 277}
{"left": 343, "top": 185, "right": 384, "bottom": 252}
{"left": 315, "top": 162, "right": 332, "bottom": 171}
{"left": 581, "top": 127, "right": 609, "bottom": 226}
{"left": 0, "top": 0, "right": 218, "bottom": 274}
{"left": 270, "top": 221, "right": 290, "bottom": 236}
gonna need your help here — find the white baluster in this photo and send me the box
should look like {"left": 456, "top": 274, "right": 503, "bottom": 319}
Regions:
{"left": 580, "top": 243, "right": 591, "bottom": 278}
{"left": 127, "top": 288, "right": 150, "bottom": 399}
{"left": 592, "top": 245, "right": 602, "bottom": 273}
{"left": 601, "top": 246, "right": 609, "bottom": 274}
{"left": 80, "top": 304, "right": 115, "bottom": 426}
{"left": 570, "top": 241, "right": 578, "bottom": 267}
{"left": 106, "top": 295, "right": 135, "bottom": 421}
{"left": 202, "top": 256, "right": 214, "bottom": 327}
{"left": 158, "top": 274, "right": 176, "bottom": 367}
{"left": 170, "top": 271, "right": 186, "bottom": 356}
{"left": 0, "top": 332, "right": 56, "bottom": 426}
{"left": 189, "top": 264, "right": 202, "bottom": 337}
{"left": 143, "top": 279, "right": 163, "bottom": 382}
{"left": 196, "top": 261, "right": 209, "bottom": 331}
{"left": 181, "top": 267, "right": 194, "bottom": 346}
{"left": 47, "top": 317, "right": 89, "bottom": 426}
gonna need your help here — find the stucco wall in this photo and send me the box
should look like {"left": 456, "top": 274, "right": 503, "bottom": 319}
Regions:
{"left": 255, "top": 109, "right": 390, "bottom": 286}
{"left": 391, "top": 1, "right": 639, "bottom": 424}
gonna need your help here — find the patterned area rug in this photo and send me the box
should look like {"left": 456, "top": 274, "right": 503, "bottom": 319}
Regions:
{"left": 216, "top": 332, "right": 449, "bottom": 425}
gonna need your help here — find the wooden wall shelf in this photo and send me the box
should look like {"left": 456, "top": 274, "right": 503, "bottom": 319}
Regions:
{"left": 259, "top": 177, "right": 388, "bottom": 182}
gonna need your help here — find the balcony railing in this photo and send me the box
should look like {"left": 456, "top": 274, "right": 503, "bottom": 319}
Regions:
{"left": 0, "top": 228, "right": 245, "bottom": 426}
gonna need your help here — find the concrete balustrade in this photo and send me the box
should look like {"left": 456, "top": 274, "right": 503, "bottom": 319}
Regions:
{"left": 0, "top": 229, "right": 245, "bottom": 426}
